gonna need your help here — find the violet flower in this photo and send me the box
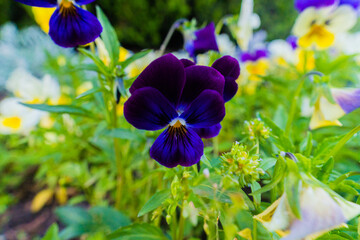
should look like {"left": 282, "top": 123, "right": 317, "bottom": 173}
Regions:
{"left": 124, "top": 54, "right": 239, "bottom": 168}
{"left": 14, "top": 0, "right": 102, "bottom": 48}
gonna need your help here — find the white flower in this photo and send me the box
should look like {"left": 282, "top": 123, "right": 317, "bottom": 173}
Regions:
{"left": 255, "top": 185, "right": 360, "bottom": 240}
{"left": 268, "top": 39, "right": 297, "bottom": 65}
{"left": 293, "top": 5, "right": 357, "bottom": 49}
{"left": 0, "top": 98, "right": 43, "bottom": 135}
{"left": 216, "top": 34, "right": 237, "bottom": 57}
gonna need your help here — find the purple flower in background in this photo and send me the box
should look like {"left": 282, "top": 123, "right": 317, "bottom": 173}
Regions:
{"left": 185, "top": 23, "right": 219, "bottom": 61}
{"left": 240, "top": 49, "right": 268, "bottom": 62}
{"left": 286, "top": 35, "right": 298, "bottom": 50}
{"left": 294, "top": 0, "right": 338, "bottom": 11}
{"left": 180, "top": 56, "right": 241, "bottom": 138}
{"left": 13, "top": 0, "right": 102, "bottom": 48}
{"left": 340, "top": 0, "right": 360, "bottom": 9}
{"left": 124, "top": 54, "right": 232, "bottom": 168}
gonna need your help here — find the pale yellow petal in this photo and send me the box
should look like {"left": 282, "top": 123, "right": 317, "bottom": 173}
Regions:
{"left": 31, "top": 189, "right": 54, "bottom": 212}
{"left": 293, "top": 7, "right": 318, "bottom": 37}
{"left": 327, "top": 5, "right": 357, "bottom": 33}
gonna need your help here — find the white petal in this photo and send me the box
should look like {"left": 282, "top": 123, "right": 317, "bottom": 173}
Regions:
{"left": 319, "top": 96, "right": 345, "bottom": 121}
{"left": 327, "top": 5, "right": 357, "bottom": 33}
{"left": 293, "top": 7, "right": 319, "bottom": 37}
{"left": 268, "top": 39, "right": 296, "bottom": 64}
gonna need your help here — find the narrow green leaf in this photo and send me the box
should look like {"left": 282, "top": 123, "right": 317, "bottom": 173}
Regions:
{"left": 200, "top": 154, "right": 212, "bottom": 168}
{"left": 108, "top": 223, "right": 167, "bottom": 240}
{"left": 318, "top": 157, "right": 334, "bottom": 183}
{"left": 21, "top": 103, "right": 93, "bottom": 117}
{"left": 96, "top": 6, "right": 120, "bottom": 66}
{"left": 76, "top": 87, "right": 103, "bottom": 100}
{"left": 250, "top": 182, "right": 261, "bottom": 207}
{"left": 41, "top": 224, "right": 61, "bottom": 240}
{"left": 78, "top": 48, "right": 110, "bottom": 76}
{"left": 121, "top": 49, "right": 152, "bottom": 69}
{"left": 251, "top": 156, "right": 286, "bottom": 195}
{"left": 138, "top": 189, "right": 171, "bottom": 217}
{"left": 284, "top": 159, "right": 301, "bottom": 218}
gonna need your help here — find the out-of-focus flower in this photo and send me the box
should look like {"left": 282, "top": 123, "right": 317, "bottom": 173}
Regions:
{"left": 183, "top": 201, "right": 199, "bottom": 226}
{"left": 6, "top": 68, "right": 62, "bottom": 105}
{"left": 14, "top": 0, "right": 102, "bottom": 48}
{"left": 124, "top": 54, "right": 228, "bottom": 168}
{"left": 308, "top": 88, "right": 360, "bottom": 129}
{"left": 184, "top": 23, "right": 219, "bottom": 61}
{"left": 293, "top": 5, "right": 357, "bottom": 49}
{"left": 227, "top": 0, "right": 261, "bottom": 50}
{"left": 268, "top": 39, "right": 297, "bottom": 66}
{"left": 76, "top": 81, "right": 93, "bottom": 96}
{"left": 221, "top": 142, "right": 264, "bottom": 187}
{"left": 0, "top": 98, "right": 43, "bottom": 135}
{"left": 295, "top": 0, "right": 338, "bottom": 12}
{"left": 95, "top": 38, "right": 132, "bottom": 66}
{"left": 216, "top": 34, "right": 237, "bottom": 57}
{"left": 32, "top": 7, "right": 56, "bottom": 33}
{"left": 340, "top": 0, "right": 360, "bottom": 9}
{"left": 334, "top": 32, "right": 360, "bottom": 63}
{"left": 255, "top": 185, "right": 360, "bottom": 239}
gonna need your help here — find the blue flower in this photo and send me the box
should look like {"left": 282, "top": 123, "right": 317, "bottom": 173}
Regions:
{"left": 184, "top": 23, "right": 219, "bottom": 61}
{"left": 14, "top": 0, "right": 102, "bottom": 48}
{"left": 124, "top": 54, "right": 236, "bottom": 168}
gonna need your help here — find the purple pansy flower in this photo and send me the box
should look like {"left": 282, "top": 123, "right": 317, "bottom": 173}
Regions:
{"left": 185, "top": 23, "right": 219, "bottom": 61}
{"left": 240, "top": 49, "right": 268, "bottom": 63}
{"left": 180, "top": 56, "right": 240, "bottom": 139}
{"left": 332, "top": 88, "right": 360, "bottom": 113}
{"left": 124, "top": 54, "right": 236, "bottom": 168}
{"left": 295, "top": 0, "right": 338, "bottom": 11}
{"left": 14, "top": 0, "right": 102, "bottom": 48}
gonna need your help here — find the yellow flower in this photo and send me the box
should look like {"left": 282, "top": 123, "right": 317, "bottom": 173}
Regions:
{"left": 293, "top": 6, "right": 357, "bottom": 50}
{"left": 295, "top": 49, "right": 315, "bottom": 72}
{"left": 32, "top": 7, "right": 56, "bottom": 33}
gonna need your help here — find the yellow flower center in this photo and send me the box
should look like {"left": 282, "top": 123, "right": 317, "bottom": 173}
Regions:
{"left": 2, "top": 117, "right": 22, "bottom": 130}
{"left": 172, "top": 120, "right": 183, "bottom": 128}
{"left": 298, "top": 24, "right": 335, "bottom": 49}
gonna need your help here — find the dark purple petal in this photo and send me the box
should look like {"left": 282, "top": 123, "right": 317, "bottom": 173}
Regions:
{"left": 295, "top": 0, "right": 338, "bottom": 11}
{"left": 130, "top": 54, "right": 186, "bottom": 107}
{"left": 179, "top": 65, "right": 225, "bottom": 109}
{"left": 150, "top": 127, "right": 204, "bottom": 168}
{"left": 13, "top": 0, "right": 57, "bottom": 7}
{"left": 49, "top": 4, "right": 102, "bottom": 48}
{"left": 75, "top": 0, "right": 96, "bottom": 4}
{"left": 193, "top": 123, "right": 222, "bottom": 139}
{"left": 181, "top": 90, "right": 225, "bottom": 128}
{"left": 340, "top": 0, "right": 360, "bottom": 9}
{"left": 186, "top": 22, "right": 219, "bottom": 59}
{"left": 212, "top": 56, "right": 240, "bottom": 102}
{"left": 332, "top": 88, "right": 360, "bottom": 113}
{"left": 124, "top": 87, "right": 178, "bottom": 131}
{"left": 286, "top": 35, "right": 298, "bottom": 50}
{"left": 180, "top": 59, "right": 195, "bottom": 68}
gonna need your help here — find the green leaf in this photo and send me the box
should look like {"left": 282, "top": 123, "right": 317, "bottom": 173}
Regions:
{"left": 300, "top": 131, "right": 312, "bottom": 157}
{"left": 108, "top": 223, "right": 167, "bottom": 240}
{"left": 259, "top": 158, "right": 277, "bottom": 171}
{"left": 96, "top": 6, "right": 120, "bottom": 67}
{"left": 284, "top": 159, "right": 301, "bottom": 218}
{"left": 21, "top": 103, "right": 93, "bottom": 117}
{"left": 89, "top": 206, "right": 131, "bottom": 231}
{"left": 42, "top": 224, "right": 61, "bottom": 240}
{"left": 259, "top": 114, "right": 294, "bottom": 151}
{"left": 121, "top": 49, "right": 152, "bottom": 69}
{"left": 70, "top": 64, "right": 104, "bottom": 74}
{"left": 55, "top": 206, "right": 92, "bottom": 226}
{"left": 102, "top": 128, "right": 144, "bottom": 141}
{"left": 59, "top": 223, "right": 96, "bottom": 240}
{"left": 200, "top": 154, "right": 212, "bottom": 168}
{"left": 78, "top": 48, "right": 110, "bottom": 76}
{"left": 250, "top": 182, "right": 261, "bottom": 207}
{"left": 192, "top": 185, "right": 232, "bottom": 203}
{"left": 251, "top": 156, "right": 286, "bottom": 195}
{"left": 76, "top": 87, "right": 103, "bottom": 100}
{"left": 138, "top": 189, "right": 171, "bottom": 217}
{"left": 318, "top": 157, "right": 334, "bottom": 183}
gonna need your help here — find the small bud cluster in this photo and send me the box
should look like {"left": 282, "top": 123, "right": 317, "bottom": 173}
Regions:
{"left": 221, "top": 142, "right": 264, "bottom": 187}
{"left": 244, "top": 118, "right": 270, "bottom": 141}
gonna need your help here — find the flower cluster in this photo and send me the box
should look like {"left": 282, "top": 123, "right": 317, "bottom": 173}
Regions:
{"left": 244, "top": 118, "right": 271, "bottom": 141}
{"left": 220, "top": 142, "right": 264, "bottom": 187}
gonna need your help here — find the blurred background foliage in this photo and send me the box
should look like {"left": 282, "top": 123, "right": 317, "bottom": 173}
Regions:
{"left": 2, "top": 0, "right": 297, "bottom": 49}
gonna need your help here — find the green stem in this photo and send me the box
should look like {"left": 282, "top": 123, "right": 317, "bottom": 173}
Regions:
{"left": 253, "top": 218, "right": 258, "bottom": 240}
{"left": 177, "top": 201, "right": 185, "bottom": 240}
{"left": 159, "top": 19, "right": 187, "bottom": 55}
{"left": 285, "top": 71, "right": 323, "bottom": 136}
